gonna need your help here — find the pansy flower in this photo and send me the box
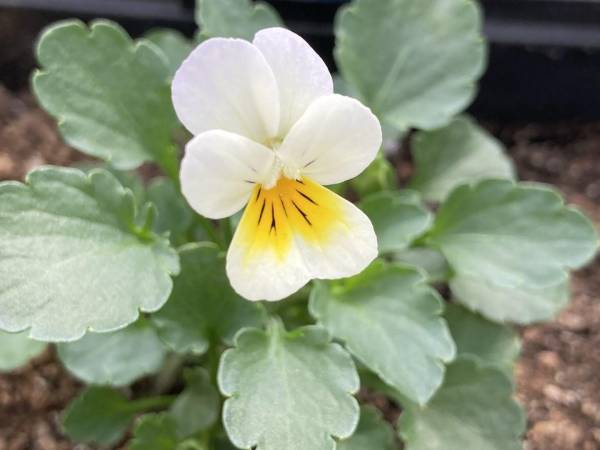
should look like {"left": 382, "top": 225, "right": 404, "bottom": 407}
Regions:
{"left": 173, "top": 27, "right": 382, "bottom": 301}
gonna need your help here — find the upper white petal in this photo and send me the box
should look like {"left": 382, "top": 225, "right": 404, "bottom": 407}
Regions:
{"left": 180, "top": 130, "right": 275, "bottom": 219}
{"left": 278, "top": 94, "right": 382, "bottom": 185}
{"left": 253, "top": 27, "right": 333, "bottom": 138}
{"left": 172, "top": 38, "right": 280, "bottom": 143}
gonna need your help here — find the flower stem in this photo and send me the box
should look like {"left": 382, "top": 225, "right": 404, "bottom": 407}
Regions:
{"left": 158, "top": 144, "right": 181, "bottom": 187}
{"left": 152, "top": 353, "right": 185, "bottom": 395}
{"left": 129, "top": 394, "right": 176, "bottom": 412}
{"left": 196, "top": 216, "right": 223, "bottom": 247}
{"left": 221, "top": 217, "right": 233, "bottom": 247}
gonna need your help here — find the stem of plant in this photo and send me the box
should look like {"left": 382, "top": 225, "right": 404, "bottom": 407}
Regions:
{"left": 129, "top": 394, "right": 176, "bottom": 412}
{"left": 221, "top": 217, "right": 233, "bottom": 247}
{"left": 195, "top": 216, "right": 223, "bottom": 247}
{"left": 152, "top": 353, "right": 185, "bottom": 395}
{"left": 158, "top": 145, "right": 181, "bottom": 186}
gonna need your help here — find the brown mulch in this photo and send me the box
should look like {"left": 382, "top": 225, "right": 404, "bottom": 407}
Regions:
{"left": 0, "top": 85, "right": 599, "bottom": 449}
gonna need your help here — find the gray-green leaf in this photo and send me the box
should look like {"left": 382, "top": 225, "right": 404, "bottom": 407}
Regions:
{"left": 350, "top": 151, "right": 396, "bottom": 198}
{"left": 309, "top": 262, "right": 455, "bottom": 405}
{"left": 445, "top": 303, "right": 520, "bottom": 373}
{"left": 399, "top": 358, "right": 525, "bottom": 450}
{"left": 33, "top": 20, "right": 178, "bottom": 171}
{"left": 0, "top": 166, "right": 179, "bottom": 341}
{"left": 335, "top": 0, "right": 485, "bottom": 132}
{"left": 427, "top": 179, "right": 598, "bottom": 323}
{"left": 0, "top": 331, "right": 46, "bottom": 372}
{"left": 57, "top": 320, "right": 167, "bottom": 386}
{"left": 218, "top": 321, "right": 360, "bottom": 450}
{"left": 196, "top": 0, "right": 283, "bottom": 41}
{"left": 393, "top": 247, "right": 450, "bottom": 284}
{"left": 338, "top": 407, "right": 397, "bottom": 450}
{"left": 170, "top": 368, "right": 220, "bottom": 438}
{"left": 63, "top": 387, "right": 137, "bottom": 446}
{"left": 129, "top": 414, "right": 180, "bottom": 450}
{"left": 410, "top": 117, "right": 515, "bottom": 202}
{"left": 147, "top": 177, "right": 194, "bottom": 242}
{"left": 152, "top": 243, "right": 263, "bottom": 355}
{"left": 361, "top": 190, "right": 432, "bottom": 254}
{"left": 145, "top": 29, "right": 193, "bottom": 76}
{"left": 450, "top": 275, "right": 570, "bottom": 325}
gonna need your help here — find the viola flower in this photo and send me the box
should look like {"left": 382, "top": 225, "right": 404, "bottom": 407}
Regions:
{"left": 173, "top": 27, "right": 382, "bottom": 301}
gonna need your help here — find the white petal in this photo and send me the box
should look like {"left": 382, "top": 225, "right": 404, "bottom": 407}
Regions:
{"left": 278, "top": 94, "right": 382, "bottom": 185}
{"left": 226, "top": 177, "right": 377, "bottom": 301}
{"left": 172, "top": 38, "right": 279, "bottom": 143}
{"left": 253, "top": 28, "right": 333, "bottom": 137}
{"left": 180, "top": 130, "right": 275, "bottom": 219}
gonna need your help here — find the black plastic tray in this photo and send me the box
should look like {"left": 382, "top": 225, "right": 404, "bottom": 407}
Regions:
{"left": 2, "top": 0, "right": 600, "bottom": 120}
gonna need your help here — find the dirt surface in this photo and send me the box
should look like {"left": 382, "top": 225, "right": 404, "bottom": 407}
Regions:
{"left": 0, "top": 86, "right": 599, "bottom": 449}
{"left": 492, "top": 122, "right": 600, "bottom": 450}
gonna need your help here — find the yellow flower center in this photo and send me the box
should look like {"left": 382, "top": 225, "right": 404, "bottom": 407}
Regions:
{"left": 236, "top": 177, "right": 345, "bottom": 263}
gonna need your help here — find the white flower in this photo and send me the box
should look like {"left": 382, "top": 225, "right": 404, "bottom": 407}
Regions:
{"left": 173, "top": 27, "right": 382, "bottom": 301}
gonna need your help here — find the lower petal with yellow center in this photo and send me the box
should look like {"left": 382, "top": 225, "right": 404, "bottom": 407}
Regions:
{"left": 226, "top": 177, "right": 377, "bottom": 301}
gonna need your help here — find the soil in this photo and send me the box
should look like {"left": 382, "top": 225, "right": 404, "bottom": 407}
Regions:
{"left": 1, "top": 61, "right": 600, "bottom": 450}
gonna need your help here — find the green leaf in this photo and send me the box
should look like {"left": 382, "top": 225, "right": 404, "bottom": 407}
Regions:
{"left": 196, "top": 0, "right": 283, "bottom": 41}
{"left": 444, "top": 303, "right": 520, "bottom": 373}
{"left": 0, "top": 331, "right": 46, "bottom": 372}
{"left": 218, "top": 321, "right": 360, "bottom": 450}
{"left": 427, "top": 179, "right": 598, "bottom": 323}
{"left": 360, "top": 190, "right": 432, "bottom": 254}
{"left": 152, "top": 243, "right": 263, "bottom": 355}
{"left": 33, "top": 20, "right": 178, "bottom": 172}
{"left": 338, "top": 407, "right": 397, "bottom": 450}
{"left": 399, "top": 358, "right": 525, "bottom": 450}
{"left": 170, "top": 368, "right": 220, "bottom": 438}
{"left": 75, "top": 162, "right": 147, "bottom": 206}
{"left": 450, "top": 275, "right": 569, "bottom": 325}
{"left": 147, "top": 177, "right": 194, "bottom": 242}
{"left": 145, "top": 29, "right": 193, "bottom": 76}
{"left": 410, "top": 117, "right": 515, "bottom": 202}
{"left": 63, "top": 387, "right": 137, "bottom": 446}
{"left": 350, "top": 151, "right": 396, "bottom": 198}
{"left": 393, "top": 247, "right": 450, "bottom": 283}
{"left": 57, "top": 320, "right": 167, "bottom": 386}
{"left": 0, "top": 166, "right": 179, "bottom": 341}
{"left": 309, "top": 263, "right": 455, "bottom": 405}
{"left": 129, "top": 414, "right": 179, "bottom": 450}
{"left": 335, "top": 0, "right": 485, "bottom": 132}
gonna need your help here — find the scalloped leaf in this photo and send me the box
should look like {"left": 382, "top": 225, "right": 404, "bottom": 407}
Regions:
{"left": 129, "top": 414, "right": 180, "bottom": 450}
{"left": 196, "top": 0, "right": 283, "bottom": 41}
{"left": 335, "top": 0, "right": 485, "bottom": 132}
{"left": 0, "top": 166, "right": 179, "bottom": 341}
{"left": 310, "top": 262, "right": 455, "bottom": 405}
{"left": 169, "top": 368, "right": 220, "bottom": 438}
{"left": 393, "top": 247, "right": 450, "bottom": 283}
{"left": 360, "top": 190, "right": 432, "bottom": 254}
{"left": 445, "top": 303, "right": 520, "bottom": 373}
{"left": 63, "top": 387, "right": 137, "bottom": 446}
{"left": 152, "top": 243, "right": 263, "bottom": 355}
{"left": 145, "top": 29, "right": 193, "bottom": 76}
{"left": 399, "top": 358, "right": 525, "bottom": 450}
{"left": 33, "top": 20, "right": 178, "bottom": 171}
{"left": 57, "top": 320, "right": 167, "bottom": 386}
{"left": 0, "top": 331, "right": 47, "bottom": 372}
{"left": 338, "top": 407, "right": 397, "bottom": 450}
{"left": 218, "top": 322, "right": 360, "bottom": 450}
{"left": 427, "top": 179, "right": 598, "bottom": 323}
{"left": 410, "top": 117, "right": 515, "bottom": 202}
{"left": 450, "top": 275, "right": 569, "bottom": 325}
{"left": 147, "top": 177, "right": 195, "bottom": 243}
